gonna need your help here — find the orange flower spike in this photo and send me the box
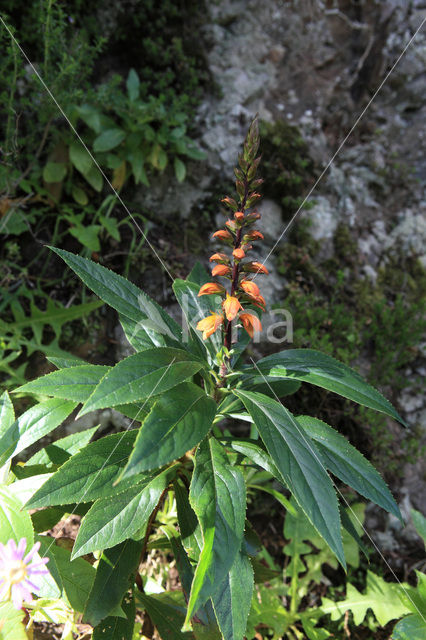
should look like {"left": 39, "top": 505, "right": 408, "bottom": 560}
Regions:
{"left": 212, "top": 264, "right": 231, "bottom": 277}
{"left": 222, "top": 294, "right": 243, "bottom": 321}
{"left": 212, "top": 229, "right": 232, "bottom": 241}
{"left": 209, "top": 253, "right": 229, "bottom": 263}
{"left": 240, "top": 279, "right": 261, "bottom": 297}
{"left": 196, "top": 313, "right": 224, "bottom": 340}
{"left": 239, "top": 313, "right": 262, "bottom": 338}
{"left": 198, "top": 282, "right": 225, "bottom": 296}
{"left": 232, "top": 247, "right": 245, "bottom": 260}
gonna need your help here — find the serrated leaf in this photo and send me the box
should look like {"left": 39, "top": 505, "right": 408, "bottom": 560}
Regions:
{"left": 185, "top": 438, "right": 246, "bottom": 624}
{"left": 297, "top": 415, "right": 402, "bottom": 521}
{"left": 72, "top": 465, "right": 177, "bottom": 558}
{"left": 0, "top": 485, "right": 34, "bottom": 546}
{"left": 321, "top": 570, "right": 411, "bottom": 626}
{"left": 234, "top": 390, "right": 345, "bottom": 568}
{"left": 84, "top": 539, "right": 142, "bottom": 626}
{"left": 120, "top": 382, "right": 216, "bottom": 478}
{"left": 174, "top": 480, "right": 203, "bottom": 562}
{"left": 136, "top": 592, "right": 194, "bottom": 639}
{"left": 37, "top": 536, "right": 96, "bottom": 613}
{"left": 0, "top": 398, "right": 77, "bottom": 465}
{"left": 27, "top": 425, "right": 98, "bottom": 467}
{"left": 93, "top": 128, "right": 126, "bottom": 153}
{"left": 26, "top": 431, "right": 148, "bottom": 508}
{"left": 255, "top": 349, "right": 406, "bottom": 426}
{"left": 50, "top": 247, "right": 182, "bottom": 346}
{"left": 15, "top": 364, "right": 110, "bottom": 402}
{"left": 69, "top": 142, "right": 93, "bottom": 175}
{"left": 212, "top": 547, "right": 254, "bottom": 640}
{"left": 92, "top": 594, "right": 136, "bottom": 640}
{"left": 79, "top": 348, "right": 203, "bottom": 416}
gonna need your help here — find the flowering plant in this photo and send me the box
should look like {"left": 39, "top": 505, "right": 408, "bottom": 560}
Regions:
{"left": 0, "top": 119, "right": 406, "bottom": 639}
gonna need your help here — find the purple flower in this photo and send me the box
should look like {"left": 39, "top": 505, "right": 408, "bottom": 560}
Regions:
{"left": 0, "top": 538, "right": 49, "bottom": 609}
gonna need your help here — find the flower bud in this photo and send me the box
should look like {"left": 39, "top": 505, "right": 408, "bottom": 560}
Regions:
{"left": 198, "top": 282, "right": 225, "bottom": 296}
{"left": 242, "top": 261, "right": 269, "bottom": 275}
{"left": 222, "top": 294, "right": 243, "bottom": 321}
{"left": 212, "top": 264, "right": 232, "bottom": 277}
{"left": 234, "top": 211, "right": 245, "bottom": 221}
{"left": 209, "top": 253, "right": 229, "bottom": 263}
{"left": 212, "top": 229, "right": 233, "bottom": 242}
{"left": 232, "top": 248, "right": 245, "bottom": 260}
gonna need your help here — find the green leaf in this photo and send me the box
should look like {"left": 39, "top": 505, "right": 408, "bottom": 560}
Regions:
{"left": 50, "top": 247, "right": 182, "bottom": 345}
{"left": 173, "top": 278, "right": 222, "bottom": 363}
{"left": 69, "top": 224, "right": 101, "bottom": 252}
{"left": 15, "top": 365, "right": 110, "bottom": 402}
{"left": 26, "top": 431, "right": 148, "bottom": 508}
{"left": 212, "top": 547, "right": 254, "bottom": 640}
{"left": 37, "top": 536, "right": 96, "bottom": 613}
{"left": 84, "top": 165, "right": 103, "bottom": 191}
{"left": 127, "top": 69, "right": 140, "bottom": 101}
{"left": 0, "top": 398, "right": 77, "bottom": 465}
{"left": 84, "top": 540, "right": 142, "bottom": 626}
{"left": 69, "top": 142, "right": 93, "bottom": 175}
{"left": 79, "top": 348, "right": 203, "bottom": 416}
{"left": 72, "top": 465, "right": 177, "bottom": 558}
{"left": 136, "top": 592, "right": 194, "bottom": 639}
{"left": 297, "top": 415, "right": 402, "bottom": 521}
{"left": 241, "top": 376, "right": 301, "bottom": 398}
{"left": 255, "top": 349, "right": 406, "bottom": 426}
{"left": 174, "top": 157, "right": 186, "bottom": 182}
{"left": 92, "top": 594, "right": 136, "bottom": 640}
{"left": 0, "top": 485, "right": 34, "bottom": 546}
{"left": 93, "top": 128, "right": 126, "bottom": 153}
{"left": 0, "top": 391, "right": 14, "bottom": 435}
{"left": 27, "top": 425, "right": 98, "bottom": 467}
{"left": 185, "top": 438, "right": 246, "bottom": 624}
{"left": 392, "top": 614, "right": 426, "bottom": 640}
{"left": 0, "top": 602, "right": 26, "bottom": 640}
{"left": 411, "top": 509, "right": 426, "bottom": 547}
{"left": 174, "top": 480, "right": 203, "bottom": 562}
{"left": 71, "top": 185, "right": 89, "bottom": 205}
{"left": 321, "top": 570, "right": 411, "bottom": 626}
{"left": 43, "top": 161, "right": 67, "bottom": 183}
{"left": 120, "top": 382, "right": 216, "bottom": 478}
{"left": 234, "top": 390, "right": 345, "bottom": 568}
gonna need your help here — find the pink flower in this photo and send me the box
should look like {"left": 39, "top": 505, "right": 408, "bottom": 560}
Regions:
{"left": 0, "top": 538, "right": 49, "bottom": 609}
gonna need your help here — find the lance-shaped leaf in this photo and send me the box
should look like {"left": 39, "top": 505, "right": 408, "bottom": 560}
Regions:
{"left": 79, "top": 348, "right": 203, "bottom": 416}
{"left": 0, "top": 485, "right": 34, "bottom": 547}
{"left": 27, "top": 425, "right": 99, "bottom": 467}
{"left": 0, "top": 391, "right": 14, "bottom": 434}
{"left": 185, "top": 438, "right": 246, "bottom": 625}
{"left": 297, "top": 415, "right": 402, "bottom": 521}
{"left": 0, "top": 398, "right": 77, "bottom": 465}
{"left": 254, "top": 349, "right": 406, "bottom": 426}
{"left": 234, "top": 390, "right": 345, "bottom": 568}
{"left": 15, "top": 365, "right": 110, "bottom": 402}
{"left": 136, "top": 592, "right": 193, "bottom": 640}
{"left": 92, "top": 595, "right": 136, "bottom": 640}
{"left": 212, "top": 547, "right": 254, "bottom": 640}
{"left": 120, "top": 382, "right": 216, "bottom": 478}
{"left": 26, "top": 431, "right": 148, "bottom": 508}
{"left": 72, "top": 465, "right": 177, "bottom": 558}
{"left": 84, "top": 539, "right": 143, "bottom": 626}
{"left": 50, "top": 247, "right": 182, "bottom": 345}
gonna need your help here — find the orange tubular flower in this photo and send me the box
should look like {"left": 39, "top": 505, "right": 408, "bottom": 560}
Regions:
{"left": 245, "top": 230, "right": 264, "bottom": 241}
{"left": 212, "top": 229, "right": 233, "bottom": 241}
{"left": 196, "top": 313, "right": 224, "bottom": 340}
{"left": 234, "top": 211, "right": 244, "bottom": 221}
{"left": 209, "top": 253, "right": 229, "bottom": 263}
{"left": 222, "top": 294, "right": 243, "bottom": 321}
{"left": 240, "top": 313, "right": 262, "bottom": 338}
{"left": 240, "top": 279, "right": 260, "bottom": 297}
{"left": 244, "top": 261, "right": 269, "bottom": 275}
{"left": 212, "top": 264, "right": 231, "bottom": 277}
{"left": 232, "top": 248, "right": 245, "bottom": 260}
{"left": 198, "top": 282, "right": 225, "bottom": 296}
